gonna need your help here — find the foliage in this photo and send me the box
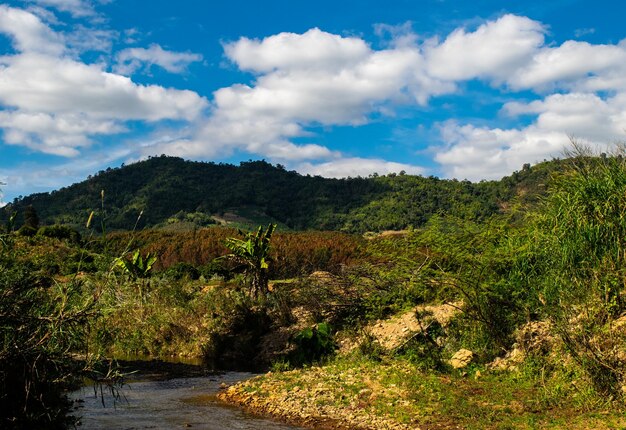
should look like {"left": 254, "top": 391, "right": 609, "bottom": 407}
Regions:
{"left": 23, "top": 205, "right": 39, "bottom": 230}
{"left": 201, "top": 285, "right": 272, "bottom": 370}
{"left": 0, "top": 257, "right": 95, "bottom": 428}
{"left": 530, "top": 147, "right": 626, "bottom": 397}
{"left": 0, "top": 155, "right": 564, "bottom": 233}
{"left": 413, "top": 214, "right": 538, "bottom": 358}
{"left": 222, "top": 224, "right": 276, "bottom": 298}
{"left": 396, "top": 312, "right": 448, "bottom": 372}
{"left": 16, "top": 225, "right": 37, "bottom": 237}
{"left": 106, "top": 228, "right": 363, "bottom": 279}
{"left": 289, "top": 322, "right": 336, "bottom": 366}
{"left": 115, "top": 250, "right": 157, "bottom": 279}
{"left": 37, "top": 225, "right": 81, "bottom": 244}
{"left": 163, "top": 262, "right": 201, "bottom": 281}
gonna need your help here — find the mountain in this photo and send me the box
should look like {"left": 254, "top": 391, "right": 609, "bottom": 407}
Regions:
{"left": 1, "top": 156, "right": 558, "bottom": 233}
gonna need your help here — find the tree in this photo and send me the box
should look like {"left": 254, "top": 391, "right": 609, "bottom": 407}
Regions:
{"left": 224, "top": 224, "right": 276, "bottom": 298}
{"left": 23, "top": 205, "right": 39, "bottom": 230}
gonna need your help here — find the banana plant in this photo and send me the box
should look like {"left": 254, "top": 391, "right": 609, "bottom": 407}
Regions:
{"left": 115, "top": 250, "right": 157, "bottom": 279}
{"left": 223, "top": 224, "right": 276, "bottom": 298}
{"left": 115, "top": 250, "right": 157, "bottom": 302}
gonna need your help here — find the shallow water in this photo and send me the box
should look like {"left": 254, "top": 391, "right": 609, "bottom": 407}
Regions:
{"left": 72, "top": 372, "right": 304, "bottom": 429}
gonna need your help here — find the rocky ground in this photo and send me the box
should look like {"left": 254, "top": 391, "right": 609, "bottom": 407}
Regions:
{"left": 217, "top": 302, "right": 626, "bottom": 430}
{"left": 218, "top": 364, "right": 422, "bottom": 430}
{"left": 218, "top": 303, "right": 466, "bottom": 430}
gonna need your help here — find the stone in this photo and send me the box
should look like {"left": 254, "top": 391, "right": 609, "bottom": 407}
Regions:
{"left": 449, "top": 348, "right": 474, "bottom": 369}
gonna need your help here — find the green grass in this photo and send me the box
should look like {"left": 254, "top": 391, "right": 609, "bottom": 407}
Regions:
{"left": 239, "top": 355, "right": 626, "bottom": 430}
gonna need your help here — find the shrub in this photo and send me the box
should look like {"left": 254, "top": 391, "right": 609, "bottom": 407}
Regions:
{"left": 163, "top": 262, "right": 201, "bottom": 281}
{"left": 16, "top": 225, "right": 37, "bottom": 237}
{"left": 37, "top": 225, "right": 81, "bottom": 243}
{"left": 289, "top": 322, "right": 335, "bottom": 366}
{"left": 532, "top": 148, "right": 626, "bottom": 397}
{"left": 0, "top": 258, "right": 95, "bottom": 428}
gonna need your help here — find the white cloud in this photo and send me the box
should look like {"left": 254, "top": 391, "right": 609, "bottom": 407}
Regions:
{"left": 296, "top": 157, "right": 425, "bottom": 178}
{"left": 507, "top": 41, "right": 626, "bottom": 90}
{"left": 0, "top": 5, "right": 64, "bottom": 55}
{"left": 424, "top": 16, "right": 626, "bottom": 180}
{"left": 114, "top": 44, "right": 203, "bottom": 75}
{"left": 0, "top": 145, "right": 132, "bottom": 204}
{"left": 0, "top": 53, "right": 205, "bottom": 121}
{"left": 223, "top": 28, "right": 371, "bottom": 73}
{"left": 574, "top": 27, "right": 595, "bottom": 38}
{"left": 435, "top": 92, "right": 626, "bottom": 180}
{"left": 3, "top": 8, "right": 626, "bottom": 185}
{"left": 435, "top": 122, "right": 568, "bottom": 180}
{"left": 65, "top": 25, "right": 118, "bottom": 54}
{"left": 152, "top": 27, "right": 453, "bottom": 163}
{"left": 28, "top": 0, "right": 96, "bottom": 18}
{"left": 425, "top": 14, "right": 545, "bottom": 82}
{"left": 0, "top": 6, "right": 207, "bottom": 156}
{"left": 0, "top": 110, "right": 124, "bottom": 156}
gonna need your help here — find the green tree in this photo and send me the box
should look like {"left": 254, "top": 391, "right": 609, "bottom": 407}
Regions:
{"left": 23, "top": 205, "right": 39, "bottom": 230}
{"left": 224, "top": 224, "right": 276, "bottom": 298}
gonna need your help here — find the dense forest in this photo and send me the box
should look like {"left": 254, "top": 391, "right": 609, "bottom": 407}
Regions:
{"left": 1, "top": 155, "right": 555, "bottom": 232}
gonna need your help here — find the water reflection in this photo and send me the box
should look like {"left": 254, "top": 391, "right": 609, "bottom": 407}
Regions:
{"left": 73, "top": 367, "right": 303, "bottom": 429}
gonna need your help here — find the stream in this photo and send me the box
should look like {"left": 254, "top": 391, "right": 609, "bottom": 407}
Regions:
{"left": 71, "top": 360, "right": 304, "bottom": 429}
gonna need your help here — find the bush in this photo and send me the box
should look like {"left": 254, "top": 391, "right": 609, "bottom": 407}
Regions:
{"left": 289, "top": 322, "right": 335, "bottom": 366}
{"left": 163, "top": 262, "right": 201, "bottom": 281}
{"left": 0, "top": 258, "right": 94, "bottom": 428}
{"left": 37, "top": 225, "right": 81, "bottom": 243}
{"left": 532, "top": 148, "right": 626, "bottom": 397}
{"left": 16, "top": 225, "right": 37, "bottom": 237}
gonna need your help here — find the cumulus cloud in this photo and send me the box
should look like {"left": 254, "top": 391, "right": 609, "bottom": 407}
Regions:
{"left": 507, "top": 41, "right": 626, "bottom": 91}
{"left": 425, "top": 14, "right": 546, "bottom": 82}
{"left": 151, "top": 27, "right": 451, "bottom": 168}
{"left": 28, "top": 0, "right": 96, "bottom": 18}
{"left": 223, "top": 28, "right": 371, "bottom": 73}
{"left": 427, "top": 17, "right": 626, "bottom": 180}
{"left": 4, "top": 7, "right": 626, "bottom": 184}
{"left": 436, "top": 92, "right": 626, "bottom": 180}
{"left": 150, "top": 14, "right": 626, "bottom": 179}
{"left": 0, "top": 5, "right": 207, "bottom": 156}
{"left": 435, "top": 122, "right": 569, "bottom": 180}
{"left": 114, "top": 44, "right": 203, "bottom": 75}
{"left": 0, "top": 5, "right": 64, "bottom": 55}
{"left": 296, "top": 157, "right": 425, "bottom": 178}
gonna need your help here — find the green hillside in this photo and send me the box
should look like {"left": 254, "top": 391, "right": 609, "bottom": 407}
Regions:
{"left": 1, "top": 156, "right": 559, "bottom": 232}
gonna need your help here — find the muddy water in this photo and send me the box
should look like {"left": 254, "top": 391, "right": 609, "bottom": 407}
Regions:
{"left": 72, "top": 368, "right": 304, "bottom": 429}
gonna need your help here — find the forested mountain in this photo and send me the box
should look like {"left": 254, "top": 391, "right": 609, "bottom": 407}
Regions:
{"left": 1, "top": 156, "right": 557, "bottom": 232}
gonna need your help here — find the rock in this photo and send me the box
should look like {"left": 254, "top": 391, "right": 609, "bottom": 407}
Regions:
{"left": 449, "top": 348, "right": 474, "bottom": 369}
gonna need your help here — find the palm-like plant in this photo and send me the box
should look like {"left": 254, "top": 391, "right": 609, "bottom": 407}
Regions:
{"left": 224, "top": 224, "right": 276, "bottom": 298}
{"left": 115, "top": 250, "right": 157, "bottom": 302}
{"left": 115, "top": 250, "right": 157, "bottom": 279}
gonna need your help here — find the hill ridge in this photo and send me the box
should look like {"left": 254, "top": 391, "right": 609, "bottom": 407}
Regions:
{"left": 1, "top": 155, "right": 557, "bottom": 232}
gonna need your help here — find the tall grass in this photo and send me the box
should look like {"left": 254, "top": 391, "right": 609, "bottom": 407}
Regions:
{"left": 535, "top": 145, "right": 626, "bottom": 396}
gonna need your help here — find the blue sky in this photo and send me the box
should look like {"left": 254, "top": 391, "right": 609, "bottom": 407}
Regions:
{"left": 1, "top": 0, "right": 625, "bottom": 204}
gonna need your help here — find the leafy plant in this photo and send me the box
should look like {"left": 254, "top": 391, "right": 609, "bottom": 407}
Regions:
{"left": 0, "top": 258, "right": 97, "bottom": 428}
{"left": 115, "top": 250, "right": 157, "bottom": 279}
{"left": 223, "top": 224, "right": 276, "bottom": 298}
{"left": 290, "top": 322, "right": 336, "bottom": 366}
{"left": 532, "top": 145, "right": 626, "bottom": 396}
